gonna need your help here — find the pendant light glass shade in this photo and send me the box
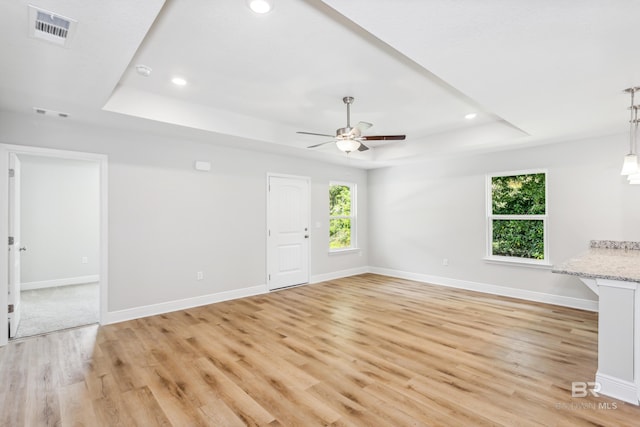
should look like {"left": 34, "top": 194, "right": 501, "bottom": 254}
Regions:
{"left": 628, "top": 172, "right": 640, "bottom": 184}
{"left": 336, "top": 139, "right": 360, "bottom": 153}
{"left": 621, "top": 153, "right": 639, "bottom": 175}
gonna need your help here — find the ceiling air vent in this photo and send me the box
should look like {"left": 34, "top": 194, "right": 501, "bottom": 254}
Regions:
{"left": 28, "top": 5, "right": 77, "bottom": 47}
{"left": 33, "top": 107, "right": 69, "bottom": 118}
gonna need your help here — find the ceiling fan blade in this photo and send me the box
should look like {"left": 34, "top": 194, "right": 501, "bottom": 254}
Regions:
{"left": 297, "top": 131, "right": 335, "bottom": 138}
{"left": 347, "top": 121, "right": 373, "bottom": 138}
{"left": 356, "top": 121, "right": 373, "bottom": 131}
{"left": 357, "top": 143, "right": 369, "bottom": 152}
{"left": 361, "top": 135, "right": 406, "bottom": 141}
{"left": 307, "top": 140, "right": 336, "bottom": 149}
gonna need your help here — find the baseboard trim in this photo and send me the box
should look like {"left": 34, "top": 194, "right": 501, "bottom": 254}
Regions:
{"left": 21, "top": 275, "right": 100, "bottom": 291}
{"left": 104, "top": 266, "right": 599, "bottom": 325}
{"left": 368, "top": 267, "right": 599, "bottom": 312}
{"left": 310, "top": 266, "right": 369, "bottom": 284}
{"left": 596, "top": 372, "right": 639, "bottom": 404}
{"left": 105, "top": 284, "right": 269, "bottom": 325}
{"left": 105, "top": 266, "right": 369, "bottom": 325}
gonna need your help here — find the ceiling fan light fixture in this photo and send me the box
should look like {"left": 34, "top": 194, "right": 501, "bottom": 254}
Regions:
{"left": 336, "top": 139, "right": 361, "bottom": 153}
{"left": 248, "top": 0, "right": 273, "bottom": 14}
{"left": 298, "top": 96, "right": 406, "bottom": 153}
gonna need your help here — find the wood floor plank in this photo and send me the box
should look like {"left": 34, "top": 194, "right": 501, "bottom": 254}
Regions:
{"left": 90, "top": 373, "right": 137, "bottom": 426}
{"left": 198, "top": 399, "right": 249, "bottom": 427}
{"left": 139, "top": 364, "right": 212, "bottom": 426}
{"left": 2, "top": 273, "right": 640, "bottom": 426}
{"left": 24, "top": 337, "right": 61, "bottom": 427}
{"left": 58, "top": 381, "right": 98, "bottom": 427}
{"left": 192, "top": 356, "right": 276, "bottom": 426}
{"left": 120, "top": 385, "right": 173, "bottom": 426}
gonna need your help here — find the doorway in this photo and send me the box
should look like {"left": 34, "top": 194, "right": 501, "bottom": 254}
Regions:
{"left": 1, "top": 145, "right": 108, "bottom": 346}
{"left": 266, "top": 173, "right": 310, "bottom": 290}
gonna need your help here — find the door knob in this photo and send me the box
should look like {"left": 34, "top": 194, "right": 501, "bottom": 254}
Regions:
{"left": 19, "top": 246, "right": 26, "bottom": 252}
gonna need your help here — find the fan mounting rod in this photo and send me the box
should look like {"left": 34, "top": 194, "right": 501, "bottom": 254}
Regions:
{"left": 343, "top": 96, "right": 354, "bottom": 128}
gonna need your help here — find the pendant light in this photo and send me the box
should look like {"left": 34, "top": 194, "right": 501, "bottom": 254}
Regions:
{"left": 628, "top": 106, "right": 640, "bottom": 184}
{"left": 621, "top": 87, "right": 640, "bottom": 175}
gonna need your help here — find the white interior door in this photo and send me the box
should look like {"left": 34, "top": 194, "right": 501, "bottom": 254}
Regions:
{"left": 8, "top": 153, "right": 21, "bottom": 338}
{"left": 267, "top": 175, "right": 310, "bottom": 290}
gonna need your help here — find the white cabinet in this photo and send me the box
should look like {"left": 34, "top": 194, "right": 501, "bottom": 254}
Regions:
{"left": 585, "top": 278, "right": 639, "bottom": 404}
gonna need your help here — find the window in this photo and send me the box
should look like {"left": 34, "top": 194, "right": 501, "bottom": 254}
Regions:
{"left": 329, "top": 182, "right": 356, "bottom": 251}
{"left": 487, "top": 171, "right": 548, "bottom": 264}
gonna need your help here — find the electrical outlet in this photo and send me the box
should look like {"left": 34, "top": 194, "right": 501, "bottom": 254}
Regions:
{"left": 196, "top": 271, "right": 204, "bottom": 280}
{"left": 82, "top": 256, "right": 88, "bottom": 264}
{"left": 443, "top": 258, "right": 449, "bottom": 266}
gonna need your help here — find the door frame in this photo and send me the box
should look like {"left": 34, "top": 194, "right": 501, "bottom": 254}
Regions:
{"left": 0, "top": 144, "right": 108, "bottom": 346}
{"left": 266, "top": 173, "right": 311, "bottom": 290}
{"left": 8, "top": 153, "right": 21, "bottom": 338}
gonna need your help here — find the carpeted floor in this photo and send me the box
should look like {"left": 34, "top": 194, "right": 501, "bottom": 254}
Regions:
{"left": 14, "top": 282, "right": 99, "bottom": 339}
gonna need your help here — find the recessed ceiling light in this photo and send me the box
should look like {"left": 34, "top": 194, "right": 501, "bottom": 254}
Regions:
{"left": 171, "top": 77, "right": 187, "bottom": 86}
{"left": 248, "top": 0, "right": 273, "bottom": 14}
{"left": 135, "top": 64, "right": 152, "bottom": 77}
{"left": 464, "top": 112, "right": 477, "bottom": 120}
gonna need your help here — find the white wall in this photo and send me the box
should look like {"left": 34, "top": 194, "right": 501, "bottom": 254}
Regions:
{"left": 368, "top": 134, "right": 640, "bottom": 303}
{"left": 5, "top": 109, "right": 636, "bottom": 317}
{"left": 20, "top": 155, "right": 100, "bottom": 288}
{"left": 0, "top": 112, "right": 368, "bottom": 314}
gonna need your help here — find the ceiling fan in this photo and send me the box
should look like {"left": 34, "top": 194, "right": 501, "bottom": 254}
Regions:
{"left": 297, "top": 96, "right": 406, "bottom": 153}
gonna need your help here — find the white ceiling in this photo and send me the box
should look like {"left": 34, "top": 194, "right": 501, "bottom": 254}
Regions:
{"left": 1, "top": 0, "right": 639, "bottom": 168}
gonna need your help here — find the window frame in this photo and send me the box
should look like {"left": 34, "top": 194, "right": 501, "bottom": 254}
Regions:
{"left": 329, "top": 181, "right": 357, "bottom": 253}
{"left": 485, "top": 169, "right": 550, "bottom": 267}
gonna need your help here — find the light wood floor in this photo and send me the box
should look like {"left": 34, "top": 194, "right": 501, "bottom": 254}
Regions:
{"left": 2, "top": 274, "right": 639, "bottom": 426}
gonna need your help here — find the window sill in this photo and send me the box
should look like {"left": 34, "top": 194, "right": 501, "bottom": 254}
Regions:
{"left": 329, "top": 248, "right": 361, "bottom": 256}
{"left": 483, "top": 256, "right": 552, "bottom": 270}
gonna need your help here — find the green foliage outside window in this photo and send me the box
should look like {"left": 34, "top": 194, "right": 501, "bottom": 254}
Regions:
{"left": 491, "top": 173, "right": 546, "bottom": 260}
{"left": 492, "top": 220, "right": 544, "bottom": 259}
{"left": 492, "top": 173, "right": 546, "bottom": 215}
{"left": 329, "top": 218, "right": 351, "bottom": 249}
{"left": 329, "top": 184, "right": 353, "bottom": 249}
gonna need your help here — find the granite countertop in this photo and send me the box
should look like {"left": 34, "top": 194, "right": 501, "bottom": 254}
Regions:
{"left": 552, "top": 240, "right": 640, "bottom": 283}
